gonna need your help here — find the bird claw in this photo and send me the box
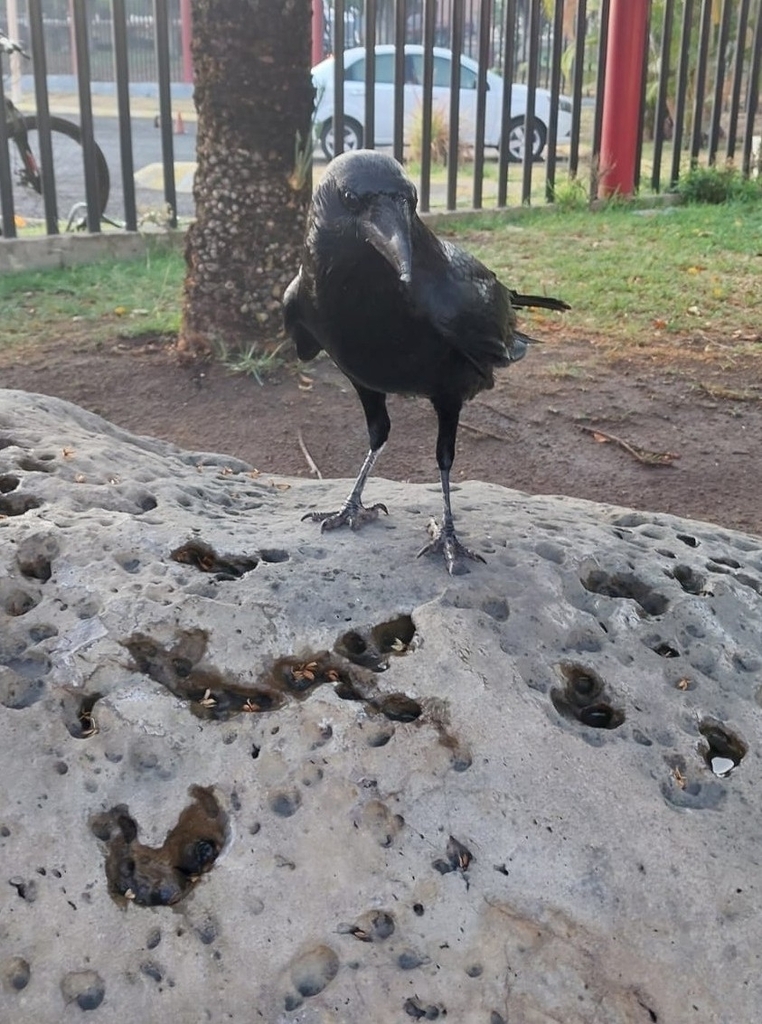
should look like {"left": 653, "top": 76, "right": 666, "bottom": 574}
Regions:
{"left": 302, "top": 501, "right": 388, "bottom": 532}
{"left": 417, "top": 519, "right": 486, "bottom": 575}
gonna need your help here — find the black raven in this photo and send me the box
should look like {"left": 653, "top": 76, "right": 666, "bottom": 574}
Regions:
{"left": 283, "top": 150, "right": 569, "bottom": 574}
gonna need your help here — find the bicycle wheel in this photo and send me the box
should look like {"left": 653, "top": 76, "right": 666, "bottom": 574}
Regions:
{"left": 5, "top": 115, "right": 110, "bottom": 228}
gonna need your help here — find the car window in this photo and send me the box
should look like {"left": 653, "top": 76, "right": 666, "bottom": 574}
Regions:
{"left": 406, "top": 53, "right": 423, "bottom": 84}
{"left": 344, "top": 53, "right": 396, "bottom": 84}
{"left": 459, "top": 61, "right": 477, "bottom": 89}
{"left": 432, "top": 55, "right": 451, "bottom": 88}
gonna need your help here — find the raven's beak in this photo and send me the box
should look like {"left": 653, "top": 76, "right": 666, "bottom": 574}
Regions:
{"left": 361, "top": 196, "right": 412, "bottom": 284}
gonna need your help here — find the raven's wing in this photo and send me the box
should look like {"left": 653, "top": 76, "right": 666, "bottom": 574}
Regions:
{"left": 283, "top": 272, "right": 322, "bottom": 362}
{"left": 411, "top": 236, "right": 521, "bottom": 374}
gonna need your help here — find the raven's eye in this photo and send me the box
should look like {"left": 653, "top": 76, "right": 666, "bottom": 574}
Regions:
{"left": 341, "top": 189, "right": 361, "bottom": 211}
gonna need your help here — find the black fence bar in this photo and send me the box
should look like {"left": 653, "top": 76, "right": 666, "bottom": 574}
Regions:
{"left": 111, "top": 0, "right": 137, "bottom": 231}
{"left": 0, "top": 66, "right": 17, "bottom": 238}
{"left": 708, "top": 0, "right": 732, "bottom": 166}
{"left": 393, "top": 0, "right": 405, "bottom": 164}
{"left": 590, "top": 0, "right": 609, "bottom": 200}
{"left": 497, "top": 0, "right": 517, "bottom": 206}
{"left": 363, "top": 0, "right": 376, "bottom": 148}
{"left": 472, "top": 0, "right": 491, "bottom": 209}
{"left": 741, "top": 0, "right": 762, "bottom": 177}
{"left": 670, "top": 0, "right": 694, "bottom": 186}
{"left": 72, "top": 0, "right": 101, "bottom": 232}
{"left": 568, "top": 0, "right": 587, "bottom": 178}
{"left": 333, "top": 0, "right": 345, "bottom": 156}
{"left": 726, "top": 0, "right": 751, "bottom": 162}
{"left": 419, "top": 0, "right": 436, "bottom": 213}
{"left": 545, "top": 0, "right": 566, "bottom": 203}
{"left": 521, "top": 0, "right": 541, "bottom": 204}
{"left": 690, "top": 0, "right": 713, "bottom": 164}
{"left": 27, "top": 0, "right": 58, "bottom": 234}
{"left": 153, "top": 0, "right": 176, "bottom": 227}
{"left": 651, "top": 0, "right": 674, "bottom": 191}
{"left": 446, "top": 0, "right": 464, "bottom": 210}
{"left": 633, "top": 0, "right": 652, "bottom": 192}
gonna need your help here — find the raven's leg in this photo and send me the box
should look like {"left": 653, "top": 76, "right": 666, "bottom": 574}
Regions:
{"left": 302, "top": 385, "right": 390, "bottom": 532}
{"left": 417, "top": 399, "right": 486, "bottom": 575}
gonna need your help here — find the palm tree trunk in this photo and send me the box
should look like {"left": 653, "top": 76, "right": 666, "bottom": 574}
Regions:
{"left": 179, "top": 0, "right": 314, "bottom": 358}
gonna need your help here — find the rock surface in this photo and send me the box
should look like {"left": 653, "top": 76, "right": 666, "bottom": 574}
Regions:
{"left": 0, "top": 388, "right": 760, "bottom": 1024}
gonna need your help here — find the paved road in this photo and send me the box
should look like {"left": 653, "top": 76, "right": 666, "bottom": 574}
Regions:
{"left": 92, "top": 113, "right": 199, "bottom": 222}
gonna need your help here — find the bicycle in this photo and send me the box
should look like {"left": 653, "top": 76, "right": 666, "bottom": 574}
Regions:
{"left": 1, "top": 31, "right": 110, "bottom": 234}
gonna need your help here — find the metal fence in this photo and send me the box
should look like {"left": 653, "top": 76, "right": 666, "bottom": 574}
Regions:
{"left": 1, "top": 0, "right": 761, "bottom": 240}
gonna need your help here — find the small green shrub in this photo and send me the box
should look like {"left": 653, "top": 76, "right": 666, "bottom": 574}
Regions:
{"left": 551, "top": 176, "right": 590, "bottom": 212}
{"left": 676, "top": 163, "right": 762, "bottom": 205}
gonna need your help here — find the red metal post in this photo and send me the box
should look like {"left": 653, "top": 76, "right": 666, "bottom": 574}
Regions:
{"left": 598, "top": 0, "right": 650, "bottom": 198}
{"left": 312, "top": 0, "right": 324, "bottom": 65}
{"left": 180, "top": 0, "right": 193, "bottom": 83}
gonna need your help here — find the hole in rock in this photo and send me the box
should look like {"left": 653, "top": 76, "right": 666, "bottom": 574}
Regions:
{"left": 581, "top": 570, "right": 668, "bottom": 616}
{"left": 372, "top": 693, "right": 422, "bottom": 722}
{"left": 170, "top": 539, "right": 259, "bottom": 580}
{"left": 667, "top": 564, "right": 706, "bottom": 596}
{"left": 16, "top": 457, "right": 54, "bottom": 473}
{"left": 551, "top": 664, "right": 625, "bottom": 730}
{"left": 0, "top": 494, "right": 42, "bottom": 517}
{"left": 2, "top": 586, "right": 41, "bottom": 617}
{"left": 65, "top": 692, "right": 103, "bottom": 738}
{"left": 651, "top": 641, "right": 680, "bottom": 658}
{"left": 124, "top": 630, "right": 285, "bottom": 720}
{"left": 0, "top": 474, "right": 20, "bottom": 493}
{"left": 676, "top": 534, "right": 698, "bottom": 548}
{"left": 335, "top": 614, "right": 416, "bottom": 671}
{"left": 91, "top": 785, "right": 228, "bottom": 906}
{"left": 699, "top": 719, "right": 747, "bottom": 777}
{"left": 708, "top": 555, "right": 741, "bottom": 570}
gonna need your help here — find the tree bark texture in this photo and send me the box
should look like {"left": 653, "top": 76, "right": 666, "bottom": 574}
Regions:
{"left": 179, "top": 0, "right": 314, "bottom": 357}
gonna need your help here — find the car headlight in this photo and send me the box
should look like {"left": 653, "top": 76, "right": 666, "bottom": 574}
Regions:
{"left": 558, "top": 98, "right": 573, "bottom": 114}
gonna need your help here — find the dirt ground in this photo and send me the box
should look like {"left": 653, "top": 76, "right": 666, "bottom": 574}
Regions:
{"left": 2, "top": 325, "right": 761, "bottom": 538}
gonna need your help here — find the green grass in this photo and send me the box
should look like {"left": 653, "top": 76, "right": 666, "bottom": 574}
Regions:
{"left": 0, "top": 246, "right": 184, "bottom": 354}
{"left": 443, "top": 200, "right": 762, "bottom": 347}
{"left": 1, "top": 199, "right": 761, "bottom": 364}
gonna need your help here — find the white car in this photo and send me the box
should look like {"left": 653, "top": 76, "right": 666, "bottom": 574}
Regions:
{"left": 312, "top": 44, "right": 573, "bottom": 162}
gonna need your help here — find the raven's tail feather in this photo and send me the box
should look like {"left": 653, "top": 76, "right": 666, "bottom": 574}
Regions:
{"left": 510, "top": 290, "right": 571, "bottom": 313}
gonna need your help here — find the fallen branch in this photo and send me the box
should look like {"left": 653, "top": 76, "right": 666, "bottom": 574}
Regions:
{"left": 580, "top": 426, "right": 679, "bottom": 467}
{"left": 460, "top": 421, "right": 511, "bottom": 443}
{"left": 297, "top": 430, "right": 322, "bottom": 479}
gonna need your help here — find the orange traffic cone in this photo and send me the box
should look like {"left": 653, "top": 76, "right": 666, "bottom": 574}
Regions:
{"left": 174, "top": 111, "right": 185, "bottom": 135}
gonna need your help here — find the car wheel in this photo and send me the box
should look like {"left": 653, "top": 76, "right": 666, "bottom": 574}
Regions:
{"left": 319, "top": 117, "right": 364, "bottom": 161}
{"left": 505, "top": 116, "right": 547, "bottom": 163}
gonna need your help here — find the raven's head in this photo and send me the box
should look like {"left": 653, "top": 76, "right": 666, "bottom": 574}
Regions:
{"left": 315, "top": 150, "right": 417, "bottom": 284}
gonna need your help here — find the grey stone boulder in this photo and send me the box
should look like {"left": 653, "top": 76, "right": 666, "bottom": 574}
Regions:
{"left": 0, "top": 388, "right": 760, "bottom": 1024}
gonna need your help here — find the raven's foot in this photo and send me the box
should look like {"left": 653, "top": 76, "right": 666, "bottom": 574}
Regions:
{"left": 417, "top": 517, "right": 486, "bottom": 575}
{"left": 302, "top": 500, "right": 388, "bottom": 532}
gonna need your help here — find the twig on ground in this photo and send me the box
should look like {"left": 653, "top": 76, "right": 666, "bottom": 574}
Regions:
{"left": 460, "top": 421, "right": 511, "bottom": 443}
{"left": 297, "top": 430, "right": 322, "bottom": 478}
{"left": 580, "top": 426, "right": 680, "bottom": 466}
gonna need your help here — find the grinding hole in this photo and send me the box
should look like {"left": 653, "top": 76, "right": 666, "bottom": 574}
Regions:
{"left": 0, "top": 474, "right": 20, "bottom": 493}
{"left": 581, "top": 570, "right": 668, "bottom": 616}
{"left": 258, "top": 548, "right": 290, "bottom": 563}
{"left": 699, "top": 719, "right": 747, "bottom": 777}
{"left": 651, "top": 641, "right": 680, "bottom": 658}
{"left": 65, "top": 692, "right": 102, "bottom": 739}
{"left": 170, "top": 539, "right": 259, "bottom": 580}
{"left": 1, "top": 585, "right": 41, "bottom": 617}
{"left": 91, "top": 785, "right": 227, "bottom": 906}
{"left": 0, "top": 494, "right": 42, "bottom": 517}
{"left": 708, "top": 555, "right": 741, "bottom": 570}
{"left": 551, "top": 664, "right": 625, "bottom": 730}
{"left": 667, "top": 565, "right": 706, "bottom": 596}
{"left": 676, "top": 534, "right": 698, "bottom": 547}
{"left": 335, "top": 613, "right": 416, "bottom": 671}
{"left": 373, "top": 693, "right": 422, "bottom": 722}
